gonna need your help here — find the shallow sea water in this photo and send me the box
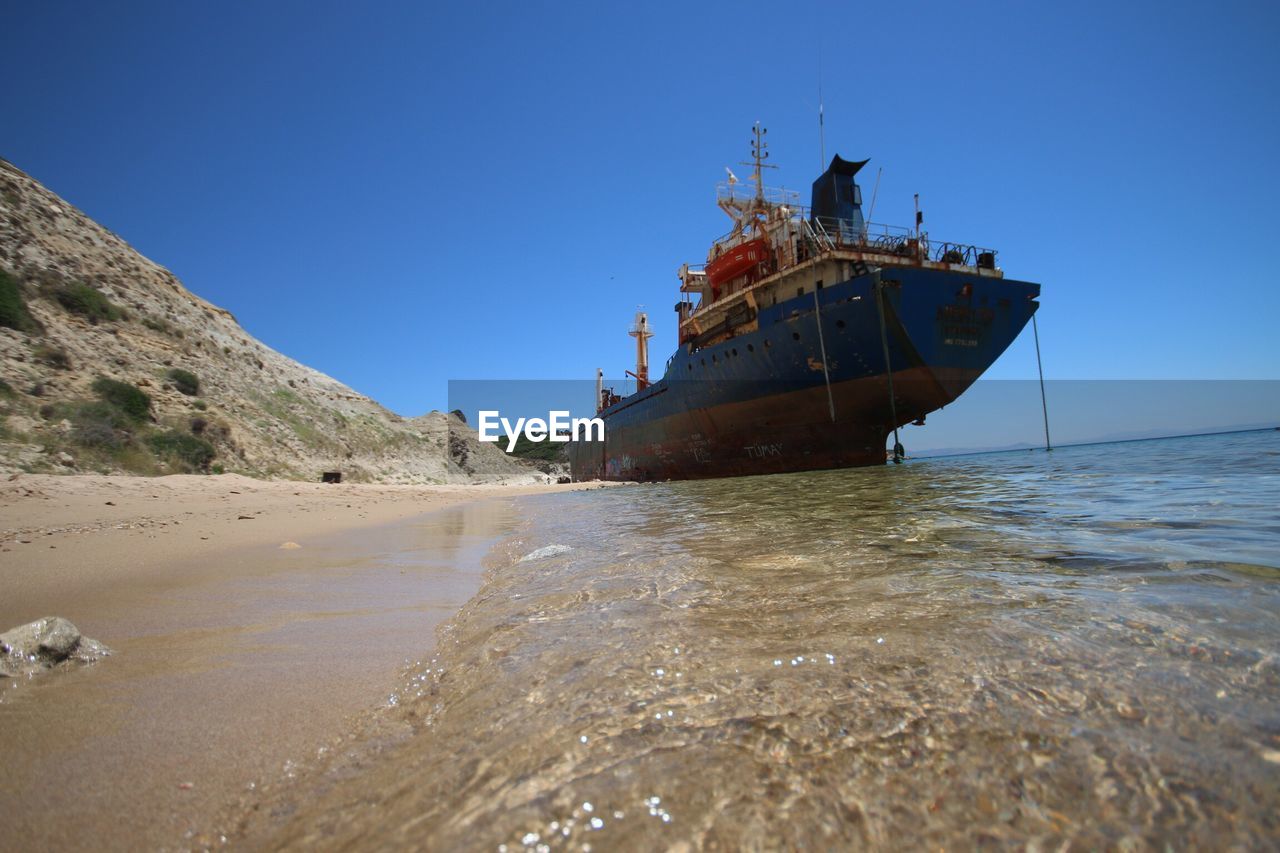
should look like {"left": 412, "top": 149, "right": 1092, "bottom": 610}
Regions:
{"left": 235, "top": 430, "right": 1280, "bottom": 850}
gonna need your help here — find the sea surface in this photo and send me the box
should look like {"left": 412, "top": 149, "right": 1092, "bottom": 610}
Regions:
{"left": 237, "top": 430, "right": 1280, "bottom": 849}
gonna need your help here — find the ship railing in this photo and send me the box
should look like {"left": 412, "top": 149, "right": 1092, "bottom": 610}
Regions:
{"left": 692, "top": 214, "right": 1000, "bottom": 289}
{"left": 715, "top": 181, "right": 802, "bottom": 208}
{"left": 808, "top": 215, "right": 998, "bottom": 268}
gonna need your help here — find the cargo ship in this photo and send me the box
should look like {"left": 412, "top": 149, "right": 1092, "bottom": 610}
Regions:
{"left": 569, "top": 125, "right": 1040, "bottom": 481}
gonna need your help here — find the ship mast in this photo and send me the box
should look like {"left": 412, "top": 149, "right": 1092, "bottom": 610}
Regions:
{"left": 740, "top": 123, "right": 777, "bottom": 234}
{"left": 748, "top": 124, "right": 769, "bottom": 207}
{"left": 717, "top": 124, "right": 778, "bottom": 240}
{"left": 627, "top": 311, "right": 654, "bottom": 390}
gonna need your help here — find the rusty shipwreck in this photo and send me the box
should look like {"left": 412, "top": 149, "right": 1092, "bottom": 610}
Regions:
{"left": 569, "top": 126, "right": 1040, "bottom": 481}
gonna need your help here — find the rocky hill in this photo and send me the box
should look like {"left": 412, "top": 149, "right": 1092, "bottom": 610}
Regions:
{"left": 0, "top": 157, "right": 534, "bottom": 484}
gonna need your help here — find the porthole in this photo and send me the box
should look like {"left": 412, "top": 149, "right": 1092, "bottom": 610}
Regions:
{"left": 732, "top": 348, "right": 738, "bottom": 357}
{"left": 792, "top": 332, "right": 801, "bottom": 341}
{"left": 712, "top": 354, "right": 718, "bottom": 364}
{"left": 747, "top": 344, "right": 754, "bottom": 353}
{"left": 687, "top": 363, "right": 693, "bottom": 371}
{"left": 701, "top": 358, "right": 706, "bottom": 366}
{"left": 764, "top": 339, "right": 771, "bottom": 348}
{"left": 835, "top": 320, "right": 845, "bottom": 329}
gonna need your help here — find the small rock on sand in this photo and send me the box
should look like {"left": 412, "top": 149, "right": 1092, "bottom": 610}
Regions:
{"left": 0, "top": 616, "right": 111, "bottom": 678}
{"left": 518, "top": 544, "right": 572, "bottom": 563}
{"left": 279, "top": 541, "right": 301, "bottom": 550}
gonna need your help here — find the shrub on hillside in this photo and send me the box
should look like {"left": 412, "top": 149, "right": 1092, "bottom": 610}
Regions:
{"left": 91, "top": 377, "right": 151, "bottom": 422}
{"left": 146, "top": 429, "right": 215, "bottom": 472}
{"left": 0, "top": 268, "right": 36, "bottom": 332}
{"left": 53, "top": 281, "right": 122, "bottom": 323}
{"left": 70, "top": 401, "right": 132, "bottom": 448}
{"left": 33, "top": 344, "right": 71, "bottom": 370}
{"left": 168, "top": 367, "right": 200, "bottom": 396}
{"left": 32, "top": 399, "right": 135, "bottom": 448}
{"left": 143, "top": 316, "right": 185, "bottom": 339}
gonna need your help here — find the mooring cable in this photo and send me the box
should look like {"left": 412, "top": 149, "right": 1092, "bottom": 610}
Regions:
{"left": 812, "top": 288, "right": 836, "bottom": 422}
{"left": 873, "top": 271, "right": 904, "bottom": 463}
{"left": 1032, "top": 312, "right": 1051, "bottom": 452}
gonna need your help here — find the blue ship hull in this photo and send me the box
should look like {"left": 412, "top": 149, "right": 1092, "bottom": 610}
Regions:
{"left": 569, "top": 265, "right": 1039, "bottom": 481}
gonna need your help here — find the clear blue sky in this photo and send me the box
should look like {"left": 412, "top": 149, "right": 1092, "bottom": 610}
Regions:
{"left": 3, "top": 0, "right": 1277, "bottom": 416}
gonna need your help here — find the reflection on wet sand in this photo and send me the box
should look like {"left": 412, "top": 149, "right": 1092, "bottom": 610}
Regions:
{"left": 0, "top": 499, "right": 520, "bottom": 851}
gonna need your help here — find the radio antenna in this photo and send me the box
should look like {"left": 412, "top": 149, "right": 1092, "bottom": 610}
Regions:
{"left": 866, "top": 167, "right": 883, "bottom": 230}
{"left": 818, "top": 47, "right": 826, "bottom": 170}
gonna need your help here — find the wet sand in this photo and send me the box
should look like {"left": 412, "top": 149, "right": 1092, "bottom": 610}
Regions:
{"left": 0, "top": 473, "right": 603, "bottom": 851}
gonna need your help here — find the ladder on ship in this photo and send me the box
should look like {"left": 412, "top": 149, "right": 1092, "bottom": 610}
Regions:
{"left": 800, "top": 218, "right": 836, "bottom": 256}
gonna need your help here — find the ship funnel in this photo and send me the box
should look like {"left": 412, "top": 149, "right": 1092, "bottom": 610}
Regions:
{"left": 811, "top": 154, "right": 868, "bottom": 241}
{"left": 628, "top": 311, "right": 654, "bottom": 390}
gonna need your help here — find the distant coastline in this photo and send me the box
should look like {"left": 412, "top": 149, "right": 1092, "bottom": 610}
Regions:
{"left": 912, "top": 424, "right": 1279, "bottom": 460}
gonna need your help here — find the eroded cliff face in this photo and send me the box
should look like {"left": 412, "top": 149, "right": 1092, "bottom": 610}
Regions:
{"left": 0, "top": 158, "right": 533, "bottom": 484}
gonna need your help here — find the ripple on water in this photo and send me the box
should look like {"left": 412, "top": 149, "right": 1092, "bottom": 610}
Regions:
{"left": 240, "top": 431, "right": 1280, "bottom": 849}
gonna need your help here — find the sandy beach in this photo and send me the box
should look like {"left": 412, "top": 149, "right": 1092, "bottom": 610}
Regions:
{"left": 0, "top": 473, "right": 605, "bottom": 850}
{"left": 0, "top": 473, "right": 593, "bottom": 602}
